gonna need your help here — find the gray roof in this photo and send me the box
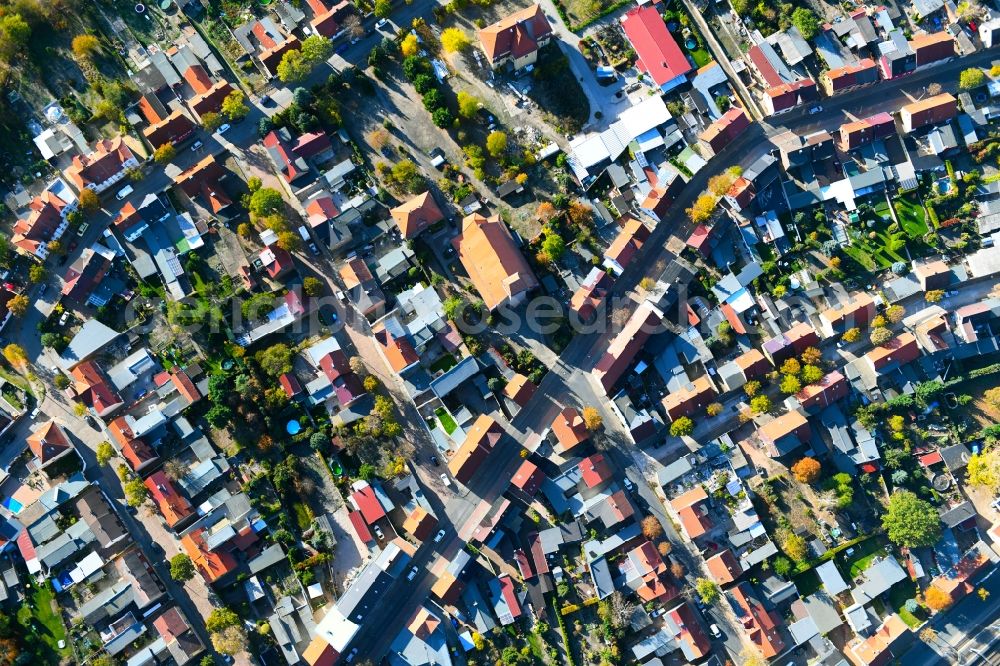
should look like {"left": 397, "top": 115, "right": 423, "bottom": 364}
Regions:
{"left": 939, "top": 443, "right": 972, "bottom": 471}
{"left": 249, "top": 544, "right": 286, "bottom": 574}
{"left": 788, "top": 615, "right": 819, "bottom": 646}
{"left": 657, "top": 455, "right": 693, "bottom": 487}
{"left": 106, "top": 621, "right": 146, "bottom": 655}
{"left": 939, "top": 501, "right": 977, "bottom": 528}
{"left": 912, "top": 0, "right": 945, "bottom": 15}
{"left": 429, "top": 356, "right": 480, "bottom": 399}
{"left": 60, "top": 320, "right": 121, "bottom": 368}
{"left": 851, "top": 555, "right": 906, "bottom": 605}
{"left": 590, "top": 556, "right": 615, "bottom": 599}
{"left": 815, "top": 560, "right": 850, "bottom": 596}
{"left": 80, "top": 581, "right": 134, "bottom": 625}
{"left": 336, "top": 542, "right": 410, "bottom": 623}
{"left": 802, "top": 591, "right": 844, "bottom": 634}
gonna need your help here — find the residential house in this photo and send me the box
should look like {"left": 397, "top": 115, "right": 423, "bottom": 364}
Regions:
{"left": 489, "top": 574, "right": 522, "bottom": 625}
{"left": 621, "top": 540, "right": 679, "bottom": 603}
{"left": 839, "top": 112, "right": 896, "bottom": 150}
{"left": 551, "top": 407, "right": 590, "bottom": 454}
{"left": 844, "top": 614, "right": 911, "bottom": 666}
{"left": 912, "top": 258, "right": 951, "bottom": 290}
{"left": 762, "top": 321, "right": 820, "bottom": 364}
{"left": 900, "top": 93, "right": 957, "bottom": 133}
{"left": 569, "top": 267, "right": 613, "bottom": 323}
{"left": 594, "top": 301, "right": 662, "bottom": 393}
{"left": 669, "top": 486, "right": 712, "bottom": 541}
{"left": 864, "top": 332, "right": 921, "bottom": 375}
{"left": 604, "top": 216, "right": 651, "bottom": 275}
{"left": 27, "top": 421, "right": 75, "bottom": 469}
{"left": 264, "top": 128, "right": 317, "bottom": 195}
{"left": 764, "top": 79, "right": 819, "bottom": 115}
{"left": 819, "top": 292, "right": 877, "bottom": 337}
{"left": 65, "top": 137, "right": 139, "bottom": 194}
{"left": 510, "top": 459, "right": 545, "bottom": 499}
{"left": 954, "top": 298, "right": 1000, "bottom": 343}
{"left": 878, "top": 30, "right": 916, "bottom": 79}
{"left": 62, "top": 243, "right": 116, "bottom": 306}
{"left": 306, "top": 0, "right": 353, "bottom": 38}
{"left": 730, "top": 582, "right": 787, "bottom": 659}
{"left": 621, "top": 5, "right": 692, "bottom": 93}
{"left": 234, "top": 17, "right": 300, "bottom": 76}
{"left": 757, "top": 410, "right": 811, "bottom": 457}
{"left": 662, "top": 375, "right": 717, "bottom": 421}
{"left": 910, "top": 31, "right": 954, "bottom": 67}
{"left": 699, "top": 107, "right": 751, "bottom": 157}
{"left": 390, "top": 191, "right": 444, "bottom": 239}
{"left": 144, "top": 470, "right": 195, "bottom": 530}
{"left": 69, "top": 360, "right": 124, "bottom": 418}
{"left": 980, "top": 18, "right": 1000, "bottom": 48}
{"left": 822, "top": 58, "right": 879, "bottom": 95}
{"left": 340, "top": 258, "right": 386, "bottom": 320}
{"left": 795, "top": 371, "right": 848, "bottom": 410}
{"left": 372, "top": 318, "right": 420, "bottom": 374}
{"left": 12, "top": 191, "right": 73, "bottom": 259}
{"left": 476, "top": 4, "right": 553, "bottom": 70}
{"left": 705, "top": 549, "right": 743, "bottom": 586}
{"left": 153, "top": 606, "right": 205, "bottom": 665}
{"left": 143, "top": 109, "right": 196, "bottom": 149}
{"left": 503, "top": 373, "right": 537, "bottom": 408}
{"left": 108, "top": 416, "right": 159, "bottom": 474}
{"left": 179, "top": 491, "right": 260, "bottom": 585}
{"left": 173, "top": 154, "right": 233, "bottom": 216}
{"left": 448, "top": 415, "right": 504, "bottom": 484}
{"left": 452, "top": 213, "right": 538, "bottom": 311}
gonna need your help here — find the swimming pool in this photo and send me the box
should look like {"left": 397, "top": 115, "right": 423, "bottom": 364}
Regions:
{"left": 2, "top": 496, "right": 24, "bottom": 514}
{"left": 286, "top": 420, "right": 302, "bottom": 435}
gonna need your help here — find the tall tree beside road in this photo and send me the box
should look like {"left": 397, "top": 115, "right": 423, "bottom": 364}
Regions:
{"left": 221, "top": 90, "right": 250, "bottom": 120}
{"left": 6, "top": 295, "right": 27, "bottom": 318}
{"left": 374, "top": 0, "right": 392, "bottom": 18}
{"left": 2, "top": 344, "right": 27, "bottom": 369}
{"left": 441, "top": 27, "right": 471, "bottom": 53}
{"left": 78, "top": 187, "right": 99, "bottom": 213}
{"left": 277, "top": 50, "right": 311, "bottom": 83}
{"left": 343, "top": 14, "right": 364, "bottom": 38}
{"left": 153, "top": 144, "right": 176, "bottom": 164}
{"left": 582, "top": 407, "right": 602, "bottom": 430}
{"left": 169, "top": 554, "right": 196, "bottom": 582}
{"left": 967, "top": 446, "right": 1000, "bottom": 493}
{"left": 960, "top": 67, "right": 986, "bottom": 90}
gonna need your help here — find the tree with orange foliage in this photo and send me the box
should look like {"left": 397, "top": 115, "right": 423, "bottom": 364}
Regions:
{"left": 641, "top": 515, "right": 663, "bottom": 540}
{"left": 791, "top": 457, "right": 821, "bottom": 484}
{"left": 537, "top": 201, "right": 558, "bottom": 223}
{"left": 687, "top": 194, "right": 716, "bottom": 224}
{"left": 924, "top": 586, "right": 953, "bottom": 612}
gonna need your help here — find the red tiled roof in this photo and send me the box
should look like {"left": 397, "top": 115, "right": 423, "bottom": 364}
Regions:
{"left": 279, "top": 372, "right": 302, "bottom": 397}
{"left": 350, "top": 483, "right": 386, "bottom": 524}
{"left": 183, "top": 65, "right": 213, "bottom": 95}
{"left": 476, "top": 4, "right": 552, "bottom": 65}
{"left": 181, "top": 528, "right": 239, "bottom": 583}
{"left": 579, "top": 453, "right": 613, "bottom": 488}
{"left": 348, "top": 510, "right": 373, "bottom": 543}
{"left": 144, "top": 471, "right": 194, "bottom": 528}
{"left": 621, "top": 6, "right": 692, "bottom": 87}
{"left": 511, "top": 459, "right": 544, "bottom": 496}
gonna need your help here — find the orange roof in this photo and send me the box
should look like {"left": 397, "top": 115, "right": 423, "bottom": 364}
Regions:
{"left": 448, "top": 415, "right": 503, "bottom": 482}
{"left": 730, "top": 583, "right": 786, "bottom": 658}
{"left": 910, "top": 31, "right": 954, "bottom": 50}
{"left": 502, "top": 373, "right": 536, "bottom": 406}
{"left": 758, "top": 410, "right": 809, "bottom": 446}
{"left": 705, "top": 549, "right": 743, "bottom": 584}
{"left": 183, "top": 65, "right": 213, "bottom": 95}
{"left": 27, "top": 421, "right": 72, "bottom": 463}
{"left": 70, "top": 361, "right": 123, "bottom": 416}
{"left": 662, "top": 375, "right": 716, "bottom": 417}
{"left": 846, "top": 614, "right": 909, "bottom": 666}
{"left": 181, "top": 528, "right": 238, "bottom": 583}
{"left": 579, "top": 453, "right": 613, "bottom": 488}
{"left": 402, "top": 506, "right": 438, "bottom": 541}
{"left": 734, "top": 348, "right": 770, "bottom": 374}
{"left": 144, "top": 471, "right": 194, "bottom": 528}
{"left": 64, "top": 137, "right": 136, "bottom": 191}
{"left": 604, "top": 216, "right": 650, "bottom": 268}
{"left": 339, "top": 257, "right": 374, "bottom": 289}
{"left": 677, "top": 505, "right": 712, "bottom": 539}
{"left": 303, "top": 637, "right": 339, "bottom": 666}
{"left": 390, "top": 191, "right": 444, "bottom": 238}
{"left": 452, "top": 213, "right": 538, "bottom": 310}
{"left": 900, "top": 92, "right": 956, "bottom": 116}
{"left": 551, "top": 406, "right": 589, "bottom": 453}
{"left": 372, "top": 322, "right": 419, "bottom": 372}
{"left": 865, "top": 332, "right": 920, "bottom": 371}
{"left": 477, "top": 4, "right": 552, "bottom": 64}
{"left": 511, "top": 459, "right": 544, "bottom": 495}
{"left": 431, "top": 571, "right": 465, "bottom": 604}
{"left": 670, "top": 485, "right": 708, "bottom": 510}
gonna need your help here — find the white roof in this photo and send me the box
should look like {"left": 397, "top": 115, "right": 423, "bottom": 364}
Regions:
{"left": 306, "top": 336, "right": 342, "bottom": 366}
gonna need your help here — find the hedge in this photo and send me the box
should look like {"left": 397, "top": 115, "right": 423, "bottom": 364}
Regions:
{"left": 793, "top": 533, "right": 875, "bottom": 575}
{"left": 553, "top": 599, "right": 577, "bottom": 666}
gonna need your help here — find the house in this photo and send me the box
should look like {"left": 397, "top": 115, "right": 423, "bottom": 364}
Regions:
{"left": 503, "top": 373, "right": 537, "bottom": 408}
{"left": 844, "top": 614, "right": 911, "bottom": 666}
{"left": 65, "top": 137, "right": 139, "bottom": 194}
{"left": 669, "top": 486, "right": 712, "bottom": 540}
{"left": 864, "top": 332, "right": 921, "bottom": 375}
{"left": 570, "top": 267, "right": 613, "bottom": 322}
{"left": 27, "top": 420, "right": 74, "bottom": 468}
{"left": 259, "top": 245, "right": 295, "bottom": 280}
{"left": 705, "top": 549, "right": 743, "bottom": 585}
{"left": 448, "top": 415, "right": 504, "bottom": 484}
{"left": 621, "top": 5, "right": 692, "bottom": 93}
{"left": 822, "top": 58, "right": 879, "bottom": 95}
{"left": 662, "top": 375, "right": 717, "bottom": 421}
{"left": 795, "top": 371, "right": 848, "bottom": 410}
{"left": 912, "top": 258, "right": 951, "bottom": 291}
{"left": 762, "top": 321, "right": 819, "bottom": 364}
{"left": 551, "top": 407, "right": 590, "bottom": 454}
{"left": 108, "top": 417, "right": 158, "bottom": 474}
{"left": 452, "top": 213, "right": 538, "bottom": 311}
{"left": 621, "top": 541, "right": 679, "bottom": 603}
{"left": 510, "top": 459, "right": 545, "bottom": 498}
{"left": 390, "top": 191, "right": 444, "bottom": 239}
{"left": 179, "top": 492, "right": 260, "bottom": 585}
{"left": 899, "top": 93, "right": 957, "bottom": 133}
{"left": 733, "top": 348, "right": 772, "bottom": 384}
{"left": 489, "top": 574, "right": 523, "bottom": 625}
{"left": 12, "top": 191, "right": 72, "bottom": 259}
{"left": 476, "top": 4, "right": 553, "bottom": 70}
{"left": 878, "top": 30, "right": 916, "bottom": 79}
{"left": 144, "top": 471, "right": 194, "bottom": 529}
{"left": 372, "top": 318, "right": 419, "bottom": 374}
{"left": 954, "top": 298, "right": 1000, "bottom": 343}
{"left": 264, "top": 128, "right": 316, "bottom": 191}
{"left": 699, "top": 107, "right": 751, "bottom": 157}
{"left": 851, "top": 555, "right": 907, "bottom": 606}
{"left": 819, "top": 292, "right": 877, "bottom": 337}
{"left": 307, "top": 0, "right": 353, "bottom": 38}
{"left": 980, "top": 18, "right": 1000, "bottom": 48}
{"left": 910, "top": 31, "right": 954, "bottom": 67}
{"left": 839, "top": 112, "right": 897, "bottom": 150}
{"left": 763, "top": 79, "right": 819, "bottom": 115}
{"left": 579, "top": 453, "right": 613, "bottom": 490}
{"left": 604, "top": 216, "right": 651, "bottom": 275}
{"left": 757, "top": 410, "right": 811, "bottom": 457}
{"left": 662, "top": 603, "right": 711, "bottom": 662}
{"left": 62, "top": 243, "right": 116, "bottom": 306}
{"left": 173, "top": 154, "right": 233, "bottom": 215}
{"left": 730, "top": 582, "right": 786, "bottom": 659}
{"left": 143, "top": 109, "right": 196, "bottom": 149}
{"left": 153, "top": 606, "right": 205, "bottom": 665}
{"left": 69, "top": 361, "right": 124, "bottom": 418}
{"left": 594, "top": 301, "right": 662, "bottom": 393}
{"left": 340, "top": 258, "right": 386, "bottom": 319}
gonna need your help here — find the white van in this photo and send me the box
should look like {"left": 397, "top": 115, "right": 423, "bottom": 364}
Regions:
{"left": 116, "top": 185, "right": 133, "bottom": 200}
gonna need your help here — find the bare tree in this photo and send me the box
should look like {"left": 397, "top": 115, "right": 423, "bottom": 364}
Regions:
{"left": 343, "top": 14, "right": 364, "bottom": 38}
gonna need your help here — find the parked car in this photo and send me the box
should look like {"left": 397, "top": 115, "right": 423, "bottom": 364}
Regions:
{"left": 406, "top": 566, "right": 419, "bottom": 581}
{"left": 710, "top": 624, "right": 722, "bottom": 638}
{"left": 217, "top": 123, "right": 231, "bottom": 134}
{"left": 190, "top": 140, "right": 203, "bottom": 152}
{"left": 77, "top": 222, "right": 89, "bottom": 237}
{"left": 440, "top": 473, "right": 452, "bottom": 487}
{"left": 623, "top": 477, "right": 634, "bottom": 492}
{"left": 308, "top": 242, "right": 320, "bottom": 256}
{"left": 430, "top": 455, "right": 439, "bottom": 466}
{"left": 345, "top": 648, "right": 358, "bottom": 663}
{"left": 373, "top": 524, "right": 385, "bottom": 540}
{"left": 808, "top": 105, "right": 823, "bottom": 115}
{"left": 116, "top": 185, "right": 134, "bottom": 200}
{"left": 434, "top": 529, "right": 446, "bottom": 543}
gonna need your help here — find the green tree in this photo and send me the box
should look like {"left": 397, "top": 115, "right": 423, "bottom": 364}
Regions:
{"left": 882, "top": 489, "right": 942, "bottom": 548}
{"left": 442, "top": 296, "right": 466, "bottom": 321}
{"left": 541, "top": 234, "right": 565, "bottom": 261}
{"left": 0, "top": 14, "right": 30, "bottom": 64}
{"left": 96, "top": 441, "right": 115, "bottom": 466}
{"left": 431, "top": 107, "right": 453, "bottom": 128}
{"left": 221, "top": 90, "right": 250, "bottom": 120}
{"left": 780, "top": 374, "right": 802, "bottom": 394}
{"left": 28, "top": 264, "right": 46, "bottom": 283}
{"left": 277, "top": 50, "right": 311, "bottom": 83}
{"left": 302, "top": 277, "right": 324, "bottom": 296}
{"left": 201, "top": 111, "right": 223, "bottom": 131}
{"left": 206, "top": 608, "right": 241, "bottom": 633}
{"left": 750, "top": 394, "right": 772, "bottom": 414}
{"left": 54, "top": 373, "right": 70, "bottom": 390}
{"left": 782, "top": 533, "right": 808, "bottom": 562}
{"left": 255, "top": 343, "right": 294, "bottom": 377}
{"left": 790, "top": 7, "right": 820, "bottom": 39}
{"left": 441, "top": 27, "right": 471, "bottom": 53}
{"left": 486, "top": 130, "right": 508, "bottom": 157}
{"left": 248, "top": 187, "right": 285, "bottom": 217}
{"left": 153, "top": 143, "right": 176, "bottom": 164}
{"left": 695, "top": 578, "right": 720, "bottom": 604}
{"left": 78, "top": 187, "right": 100, "bottom": 213}
{"left": 457, "top": 91, "right": 480, "bottom": 119}
{"left": 301, "top": 35, "right": 334, "bottom": 63}
{"left": 773, "top": 556, "right": 793, "bottom": 577}
{"left": 669, "top": 416, "right": 694, "bottom": 437}
{"left": 124, "top": 478, "right": 149, "bottom": 507}
{"left": 801, "top": 364, "right": 824, "bottom": 384}
{"left": 967, "top": 447, "right": 1000, "bottom": 493}
{"left": 870, "top": 327, "right": 893, "bottom": 346}
{"left": 206, "top": 404, "right": 232, "bottom": 428}
{"left": 960, "top": 67, "right": 986, "bottom": 90}
{"left": 374, "top": 0, "right": 392, "bottom": 17}
{"left": 212, "top": 626, "right": 247, "bottom": 656}
{"left": 170, "top": 553, "right": 196, "bottom": 582}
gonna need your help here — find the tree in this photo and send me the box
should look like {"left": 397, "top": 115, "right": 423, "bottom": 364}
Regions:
{"left": 54, "top": 373, "right": 70, "bottom": 389}
{"left": 276, "top": 230, "right": 302, "bottom": 252}
{"left": 801, "top": 364, "right": 824, "bottom": 384}
{"left": 344, "top": 14, "right": 364, "bottom": 38}
{"left": 432, "top": 107, "right": 453, "bottom": 128}
{"left": 96, "top": 441, "right": 114, "bottom": 466}
{"left": 206, "top": 608, "right": 241, "bottom": 633}
{"left": 221, "top": 90, "right": 250, "bottom": 120}
{"left": 28, "top": 264, "right": 47, "bottom": 284}
{"left": 277, "top": 49, "right": 311, "bottom": 83}
{"left": 885, "top": 305, "right": 905, "bottom": 324}
{"left": 883, "top": 489, "right": 942, "bottom": 548}
{"left": 773, "top": 556, "right": 793, "bottom": 577}
{"left": 255, "top": 343, "right": 294, "bottom": 377}
{"left": 790, "top": 7, "right": 820, "bottom": 39}
{"left": 486, "top": 130, "right": 508, "bottom": 157}
{"left": 782, "top": 533, "right": 808, "bottom": 562}
{"left": 541, "top": 234, "right": 565, "bottom": 262}
{"left": 687, "top": 193, "right": 717, "bottom": 223}
{"left": 780, "top": 374, "right": 802, "bottom": 394}
{"left": 441, "top": 27, "right": 471, "bottom": 53}
{"left": 0, "top": 13, "right": 30, "bottom": 64}
{"left": 582, "top": 407, "right": 602, "bottom": 431}
{"left": 206, "top": 404, "right": 232, "bottom": 428}
{"left": 641, "top": 515, "right": 663, "bottom": 540}
{"left": 2, "top": 344, "right": 27, "bottom": 369}
{"left": 744, "top": 380, "right": 762, "bottom": 397}
{"left": 301, "top": 35, "right": 334, "bottom": 63}
{"left": 201, "top": 111, "right": 223, "bottom": 131}
{"left": 925, "top": 289, "right": 944, "bottom": 303}
{"left": 170, "top": 553, "right": 196, "bottom": 582}
{"left": 870, "top": 327, "right": 893, "bottom": 346}
{"left": 457, "top": 91, "right": 480, "bottom": 119}
{"left": 780, "top": 358, "right": 801, "bottom": 375}
{"left": 842, "top": 327, "right": 861, "bottom": 343}
{"left": 72, "top": 34, "right": 101, "bottom": 60}
{"left": 78, "top": 187, "right": 100, "bottom": 213}
{"left": 153, "top": 143, "right": 176, "bottom": 164}
{"left": 302, "top": 277, "right": 324, "bottom": 296}
{"left": 967, "top": 447, "right": 1000, "bottom": 493}
{"left": 706, "top": 402, "right": 723, "bottom": 416}
{"left": 249, "top": 188, "right": 285, "bottom": 217}
{"left": 124, "top": 478, "right": 149, "bottom": 507}
{"left": 400, "top": 33, "right": 419, "bottom": 57}
{"left": 349, "top": 356, "right": 368, "bottom": 376}
{"left": 670, "top": 416, "right": 695, "bottom": 437}
{"left": 695, "top": 578, "right": 720, "bottom": 605}
{"left": 670, "top": 561, "right": 685, "bottom": 578}
{"left": 7, "top": 294, "right": 28, "bottom": 317}
{"left": 791, "top": 457, "right": 821, "bottom": 484}
{"left": 956, "top": 0, "right": 979, "bottom": 21}
{"left": 924, "top": 585, "right": 953, "bottom": 612}
{"left": 750, "top": 394, "right": 772, "bottom": 414}
{"left": 960, "top": 67, "right": 987, "bottom": 90}
{"left": 212, "top": 625, "right": 248, "bottom": 656}
{"left": 374, "top": 0, "right": 392, "bottom": 17}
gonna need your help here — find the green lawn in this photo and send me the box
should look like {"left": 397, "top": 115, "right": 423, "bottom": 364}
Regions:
{"left": 435, "top": 407, "right": 458, "bottom": 435}
{"left": 689, "top": 47, "right": 711, "bottom": 67}
{"left": 894, "top": 195, "right": 929, "bottom": 238}
{"left": 428, "top": 354, "right": 457, "bottom": 374}
{"left": 17, "top": 582, "right": 70, "bottom": 662}
{"left": 889, "top": 580, "right": 924, "bottom": 628}
{"left": 842, "top": 539, "right": 888, "bottom": 578}
{"left": 292, "top": 502, "right": 313, "bottom": 531}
